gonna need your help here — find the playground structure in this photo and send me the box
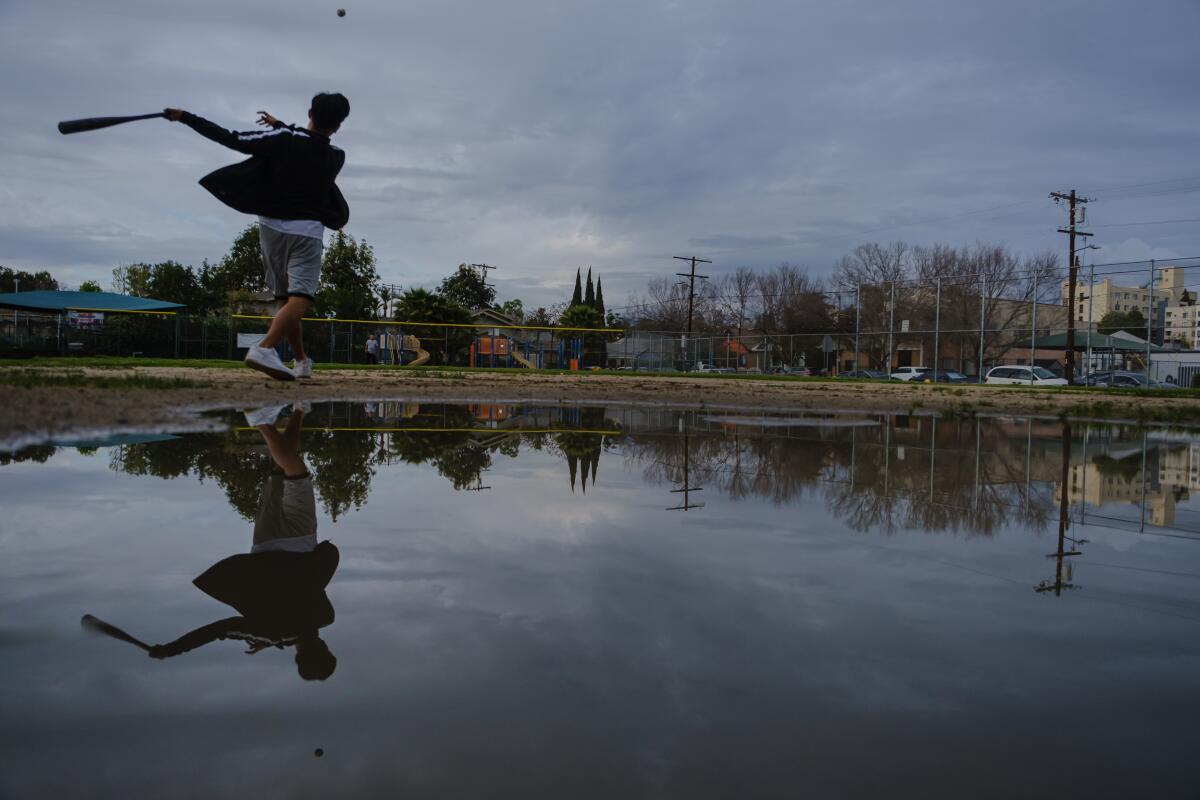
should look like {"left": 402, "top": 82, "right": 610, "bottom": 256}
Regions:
{"left": 469, "top": 333, "right": 584, "bottom": 369}
{"left": 403, "top": 334, "right": 430, "bottom": 366}
{"left": 375, "top": 331, "right": 429, "bottom": 365}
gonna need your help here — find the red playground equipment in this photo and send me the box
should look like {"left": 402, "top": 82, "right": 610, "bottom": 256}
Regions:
{"left": 469, "top": 333, "right": 582, "bottom": 369}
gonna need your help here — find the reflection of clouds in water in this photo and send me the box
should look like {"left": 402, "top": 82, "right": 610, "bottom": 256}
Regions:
{"left": 3, "top": 411, "right": 1200, "bottom": 795}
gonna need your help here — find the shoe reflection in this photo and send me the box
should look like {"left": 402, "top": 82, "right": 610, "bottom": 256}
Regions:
{"left": 147, "top": 407, "right": 339, "bottom": 681}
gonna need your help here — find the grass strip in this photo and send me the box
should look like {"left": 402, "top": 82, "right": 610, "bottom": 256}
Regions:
{"left": 0, "top": 369, "right": 199, "bottom": 390}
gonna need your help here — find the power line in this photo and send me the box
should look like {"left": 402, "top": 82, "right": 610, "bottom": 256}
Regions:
{"left": 1089, "top": 217, "right": 1200, "bottom": 228}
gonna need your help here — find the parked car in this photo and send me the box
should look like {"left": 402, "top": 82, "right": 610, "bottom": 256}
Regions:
{"left": 924, "top": 370, "right": 971, "bottom": 384}
{"left": 1090, "top": 371, "right": 1179, "bottom": 389}
{"left": 840, "top": 369, "right": 889, "bottom": 380}
{"left": 890, "top": 366, "right": 930, "bottom": 381}
{"left": 984, "top": 366, "right": 1068, "bottom": 386}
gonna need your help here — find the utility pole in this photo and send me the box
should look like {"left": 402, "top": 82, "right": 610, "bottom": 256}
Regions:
{"left": 673, "top": 255, "right": 711, "bottom": 368}
{"left": 469, "top": 263, "right": 497, "bottom": 290}
{"left": 1051, "top": 190, "right": 1092, "bottom": 385}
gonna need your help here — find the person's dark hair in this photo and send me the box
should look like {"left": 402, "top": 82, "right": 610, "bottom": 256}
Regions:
{"left": 295, "top": 636, "right": 337, "bottom": 681}
{"left": 310, "top": 92, "right": 350, "bottom": 132}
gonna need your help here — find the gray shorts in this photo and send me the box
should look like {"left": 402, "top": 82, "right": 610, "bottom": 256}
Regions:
{"left": 252, "top": 473, "right": 318, "bottom": 552}
{"left": 259, "top": 226, "right": 323, "bottom": 300}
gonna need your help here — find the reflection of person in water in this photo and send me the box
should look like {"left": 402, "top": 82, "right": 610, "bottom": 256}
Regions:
{"left": 147, "top": 404, "right": 339, "bottom": 680}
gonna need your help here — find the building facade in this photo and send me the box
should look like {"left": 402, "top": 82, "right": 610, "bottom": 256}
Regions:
{"left": 1060, "top": 265, "right": 1196, "bottom": 346}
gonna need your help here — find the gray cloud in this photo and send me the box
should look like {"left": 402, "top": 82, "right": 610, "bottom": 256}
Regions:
{"left": 1, "top": 0, "right": 1198, "bottom": 307}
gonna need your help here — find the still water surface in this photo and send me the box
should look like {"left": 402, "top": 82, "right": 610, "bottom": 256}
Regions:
{"left": 2, "top": 402, "right": 1200, "bottom": 798}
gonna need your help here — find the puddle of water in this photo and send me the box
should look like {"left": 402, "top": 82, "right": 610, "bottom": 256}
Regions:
{"left": 2, "top": 402, "right": 1199, "bottom": 798}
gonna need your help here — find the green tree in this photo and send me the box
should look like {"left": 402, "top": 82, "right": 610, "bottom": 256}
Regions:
{"left": 584, "top": 268, "right": 595, "bottom": 308}
{"left": 1, "top": 266, "right": 58, "bottom": 293}
{"left": 392, "top": 287, "right": 473, "bottom": 364}
{"left": 112, "top": 264, "right": 151, "bottom": 296}
{"left": 140, "top": 260, "right": 210, "bottom": 311}
{"left": 570, "top": 268, "right": 583, "bottom": 307}
{"left": 438, "top": 264, "right": 495, "bottom": 310}
{"left": 595, "top": 277, "right": 605, "bottom": 319}
{"left": 498, "top": 298, "right": 525, "bottom": 322}
{"left": 527, "top": 306, "right": 552, "bottom": 327}
{"left": 78, "top": 280, "right": 103, "bottom": 292}
{"left": 316, "top": 231, "right": 381, "bottom": 319}
{"left": 557, "top": 303, "right": 606, "bottom": 367}
{"left": 1097, "top": 308, "right": 1146, "bottom": 336}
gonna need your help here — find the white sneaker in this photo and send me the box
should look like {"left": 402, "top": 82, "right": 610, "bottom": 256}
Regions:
{"left": 245, "top": 345, "right": 295, "bottom": 381}
{"left": 244, "top": 404, "right": 287, "bottom": 427}
{"left": 292, "top": 401, "right": 312, "bottom": 414}
{"left": 292, "top": 357, "right": 313, "bottom": 379}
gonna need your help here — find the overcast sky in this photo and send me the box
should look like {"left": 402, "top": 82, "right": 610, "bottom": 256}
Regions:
{"left": 2, "top": 0, "right": 1198, "bottom": 308}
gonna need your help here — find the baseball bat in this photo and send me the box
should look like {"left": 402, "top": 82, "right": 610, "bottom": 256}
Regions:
{"left": 57, "top": 112, "right": 166, "bottom": 135}
{"left": 80, "top": 613, "right": 152, "bottom": 652}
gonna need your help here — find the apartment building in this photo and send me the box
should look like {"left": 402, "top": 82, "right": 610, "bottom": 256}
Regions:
{"left": 1060, "top": 266, "right": 1197, "bottom": 345}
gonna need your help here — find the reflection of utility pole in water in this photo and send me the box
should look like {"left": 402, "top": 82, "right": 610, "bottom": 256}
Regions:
{"left": 667, "top": 415, "right": 705, "bottom": 511}
{"left": 464, "top": 468, "right": 492, "bottom": 492}
{"left": 1138, "top": 428, "right": 1148, "bottom": 533}
{"left": 1037, "top": 423, "right": 1084, "bottom": 596}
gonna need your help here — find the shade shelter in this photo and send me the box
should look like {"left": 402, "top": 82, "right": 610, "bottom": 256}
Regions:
{"left": 0, "top": 291, "right": 185, "bottom": 357}
{"left": 0, "top": 291, "right": 184, "bottom": 314}
{"left": 1029, "top": 331, "right": 1170, "bottom": 353}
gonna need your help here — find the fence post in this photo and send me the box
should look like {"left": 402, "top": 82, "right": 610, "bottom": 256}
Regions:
{"left": 978, "top": 278, "right": 986, "bottom": 378}
{"left": 174, "top": 314, "right": 181, "bottom": 359}
{"left": 1146, "top": 258, "right": 1155, "bottom": 385}
{"left": 1085, "top": 263, "right": 1094, "bottom": 375}
{"left": 1028, "top": 272, "right": 1038, "bottom": 384}
{"left": 933, "top": 278, "right": 941, "bottom": 379}
{"left": 854, "top": 285, "right": 861, "bottom": 370}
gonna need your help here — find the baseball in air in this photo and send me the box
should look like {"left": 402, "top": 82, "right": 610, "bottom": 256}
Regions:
{"left": 336, "top": 8, "right": 346, "bottom": 16}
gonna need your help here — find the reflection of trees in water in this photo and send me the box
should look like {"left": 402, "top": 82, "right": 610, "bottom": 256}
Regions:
{"left": 377, "top": 405, "right": 493, "bottom": 490}
{"left": 0, "top": 445, "right": 56, "bottom": 465}
{"left": 103, "top": 404, "right": 537, "bottom": 514}
{"left": 626, "top": 417, "right": 1056, "bottom": 537}
{"left": 629, "top": 430, "right": 825, "bottom": 505}
{"left": 111, "top": 434, "right": 266, "bottom": 519}
{"left": 555, "top": 408, "right": 615, "bottom": 493}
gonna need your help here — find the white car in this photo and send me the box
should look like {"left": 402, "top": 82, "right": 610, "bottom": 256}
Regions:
{"left": 890, "top": 366, "right": 930, "bottom": 381}
{"left": 984, "top": 366, "right": 1068, "bottom": 386}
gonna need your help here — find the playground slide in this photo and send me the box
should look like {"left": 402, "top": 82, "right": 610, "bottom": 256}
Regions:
{"left": 403, "top": 335, "right": 430, "bottom": 366}
{"left": 509, "top": 350, "right": 536, "bottom": 369}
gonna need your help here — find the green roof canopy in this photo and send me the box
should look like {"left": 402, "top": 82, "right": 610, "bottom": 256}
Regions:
{"left": 0, "top": 290, "right": 184, "bottom": 313}
{"left": 1031, "top": 330, "right": 1171, "bottom": 352}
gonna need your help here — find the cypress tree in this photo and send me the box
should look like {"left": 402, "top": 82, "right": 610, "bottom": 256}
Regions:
{"left": 585, "top": 267, "right": 595, "bottom": 308}
{"left": 571, "top": 268, "right": 582, "bottom": 307}
{"left": 595, "top": 277, "right": 605, "bottom": 322}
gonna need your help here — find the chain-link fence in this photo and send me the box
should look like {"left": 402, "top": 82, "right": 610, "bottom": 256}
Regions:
{"left": 4, "top": 257, "right": 1200, "bottom": 385}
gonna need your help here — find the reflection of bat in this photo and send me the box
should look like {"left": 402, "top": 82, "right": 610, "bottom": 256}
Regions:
{"left": 57, "top": 112, "right": 165, "bottom": 135}
{"left": 80, "top": 614, "right": 151, "bottom": 652}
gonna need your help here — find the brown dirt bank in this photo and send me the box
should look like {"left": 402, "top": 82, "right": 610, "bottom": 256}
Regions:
{"left": 2, "top": 366, "right": 1198, "bottom": 447}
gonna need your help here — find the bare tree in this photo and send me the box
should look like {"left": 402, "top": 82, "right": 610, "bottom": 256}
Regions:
{"left": 715, "top": 267, "right": 759, "bottom": 340}
{"left": 833, "top": 242, "right": 913, "bottom": 370}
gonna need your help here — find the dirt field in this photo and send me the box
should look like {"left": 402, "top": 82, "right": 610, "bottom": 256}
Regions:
{"left": 2, "top": 363, "right": 1199, "bottom": 449}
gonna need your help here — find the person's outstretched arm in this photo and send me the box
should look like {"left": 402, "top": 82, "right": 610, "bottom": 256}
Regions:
{"left": 163, "top": 108, "right": 291, "bottom": 156}
{"left": 147, "top": 617, "right": 243, "bottom": 659}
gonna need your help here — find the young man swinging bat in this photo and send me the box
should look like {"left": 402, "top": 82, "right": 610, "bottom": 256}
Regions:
{"left": 163, "top": 93, "right": 351, "bottom": 380}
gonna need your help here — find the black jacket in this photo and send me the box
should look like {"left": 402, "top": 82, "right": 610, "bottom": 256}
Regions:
{"left": 180, "top": 112, "right": 349, "bottom": 229}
